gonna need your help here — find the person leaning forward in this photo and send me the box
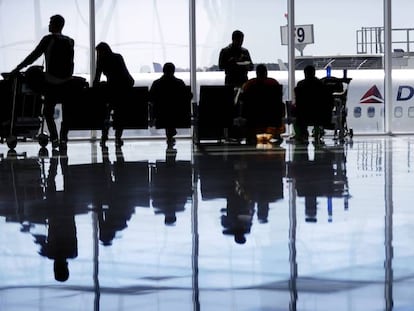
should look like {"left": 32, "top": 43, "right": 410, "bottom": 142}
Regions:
{"left": 93, "top": 42, "right": 135, "bottom": 148}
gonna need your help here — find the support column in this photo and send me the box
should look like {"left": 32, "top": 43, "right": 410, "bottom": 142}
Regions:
{"left": 384, "top": 0, "right": 392, "bottom": 134}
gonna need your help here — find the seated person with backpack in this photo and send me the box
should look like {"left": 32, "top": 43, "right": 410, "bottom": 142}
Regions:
{"left": 293, "top": 65, "right": 333, "bottom": 143}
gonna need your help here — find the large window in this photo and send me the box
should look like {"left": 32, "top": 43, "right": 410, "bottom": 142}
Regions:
{"left": 0, "top": 0, "right": 89, "bottom": 74}
{"left": 2, "top": 1, "right": 414, "bottom": 136}
{"left": 94, "top": 0, "right": 190, "bottom": 76}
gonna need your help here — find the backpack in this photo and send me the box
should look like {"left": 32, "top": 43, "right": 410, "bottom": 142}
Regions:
{"left": 46, "top": 34, "right": 74, "bottom": 79}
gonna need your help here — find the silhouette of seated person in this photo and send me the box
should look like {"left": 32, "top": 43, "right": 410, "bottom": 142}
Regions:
{"left": 240, "top": 64, "right": 285, "bottom": 144}
{"left": 93, "top": 42, "right": 135, "bottom": 148}
{"left": 11, "top": 14, "right": 75, "bottom": 149}
{"left": 293, "top": 65, "right": 333, "bottom": 143}
{"left": 149, "top": 62, "right": 192, "bottom": 146}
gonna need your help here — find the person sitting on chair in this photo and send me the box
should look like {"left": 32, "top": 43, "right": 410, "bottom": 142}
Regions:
{"left": 149, "top": 62, "right": 192, "bottom": 146}
{"left": 241, "top": 64, "right": 285, "bottom": 145}
{"left": 293, "top": 65, "right": 333, "bottom": 143}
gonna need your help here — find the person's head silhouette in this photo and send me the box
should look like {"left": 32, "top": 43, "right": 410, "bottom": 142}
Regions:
{"left": 234, "top": 231, "right": 247, "bottom": 244}
{"left": 49, "top": 14, "right": 65, "bottom": 33}
{"left": 163, "top": 62, "right": 175, "bottom": 77}
{"left": 304, "top": 65, "right": 316, "bottom": 79}
{"left": 232, "top": 30, "right": 244, "bottom": 48}
{"left": 96, "top": 42, "right": 112, "bottom": 59}
{"left": 54, "top": 258, "right": 69, "bottom": 282}
{"left": 164, "top": 214, "right": 177, "bottom": 226}
{"left": 255, "top": 64, "right": 268, "bottom": 79}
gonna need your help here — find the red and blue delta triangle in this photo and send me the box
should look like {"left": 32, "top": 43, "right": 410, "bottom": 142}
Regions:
{"left": 360, "top": 85, "right": 384, "bottom": 104}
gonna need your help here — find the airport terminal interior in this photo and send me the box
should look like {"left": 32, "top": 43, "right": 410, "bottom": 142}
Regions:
{"left": 0, "top": 134, "right": 413, "bottom": 311}
{"left": 1, "top": 1, "right": 414, "bottom": 310}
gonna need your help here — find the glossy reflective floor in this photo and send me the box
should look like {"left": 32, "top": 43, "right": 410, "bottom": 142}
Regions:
{"left": 0, "top": 135, "right": 413, "bottom": 311}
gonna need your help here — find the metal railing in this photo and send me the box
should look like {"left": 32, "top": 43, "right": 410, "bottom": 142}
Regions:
{"left": 356, "top": 27, "right": 414, "bottom": 54}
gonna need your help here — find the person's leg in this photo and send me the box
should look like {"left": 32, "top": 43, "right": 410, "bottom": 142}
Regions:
{"left": 245, "top": 127, "right": 257, "bottom": 145}
{"left": 112, "top": 104, "right": 124, "bottom": 147}
{"left": 111, "top": 86, "right": 127, "bottom": 148}
{"left": 100, "top": 103, "right": 111, "bottom": 147}
{"left": 43, "top": 96, "right": 59, "bottom": 148}
{"left": 293, "top": 120, "right": 308, "bottom": 143}
{"left": 166, "top": 127, "right": 177, "bottom": 145}
{"left": 59, "top": 101, "right": 68, "bottom": 149}
{"left": 115, "top": 128, "right": 123, "bottom": 147}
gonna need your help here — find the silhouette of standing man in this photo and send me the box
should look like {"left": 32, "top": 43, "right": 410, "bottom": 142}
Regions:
{"left": 11, "top": 14, "right": 74, "bottom": 149}
{"left": 219, "top": 30, "right": 253, "bottom": 88}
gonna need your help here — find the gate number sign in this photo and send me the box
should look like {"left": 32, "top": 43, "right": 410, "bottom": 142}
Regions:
{"left": 280, "top": 24, "right": 314, "bottom": 45}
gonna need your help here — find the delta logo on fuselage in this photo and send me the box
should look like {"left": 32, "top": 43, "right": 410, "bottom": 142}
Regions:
{"left": 360, "top": 85, "right": 414, "bottom": 104}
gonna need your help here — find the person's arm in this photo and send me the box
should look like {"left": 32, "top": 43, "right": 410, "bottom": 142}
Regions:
{"left": 241, "top": 49, "right": 254, "bottom": 71}
{"left": 11, "top": 36, "right": 49, "bottom": 73}
{"left": 218, "top": 48, "right": 226, "bottom": 70}
{"left": 219, "top": 48, "right": 234, "bottom": 71}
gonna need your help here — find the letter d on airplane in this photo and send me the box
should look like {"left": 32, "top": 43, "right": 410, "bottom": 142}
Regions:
{"left": 397, "top": 85, "right": 414, "bottom": 101}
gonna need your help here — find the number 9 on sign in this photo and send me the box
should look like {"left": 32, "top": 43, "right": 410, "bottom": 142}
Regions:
{"left": 280, "top": 24, "right": 314, "bottom": 45}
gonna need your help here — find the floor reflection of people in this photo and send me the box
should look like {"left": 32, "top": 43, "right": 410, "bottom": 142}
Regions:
{"left": 150, "top": 147, "right": 192, "bottom": 225}
{"left": 221, "top": 178, "right": 254, "bottom": 244}
{"left": 288, "top": 144, "right": 349, "bottom": 222}
{"left": 33, "top": 149, "right": 78, "bottom": 282}
{"left": 196, "top": 148, "right": 286, "bottom": 243}
{"left": 34, "top": 209, "right": 78, "bottom": 282}
{"left": 97, "top": 147, "right": 149, "bottom": 245}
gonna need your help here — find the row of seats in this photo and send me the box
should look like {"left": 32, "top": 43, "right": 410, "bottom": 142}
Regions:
{"left": 62, "top": 84, "right": 253, "bottom": 142}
